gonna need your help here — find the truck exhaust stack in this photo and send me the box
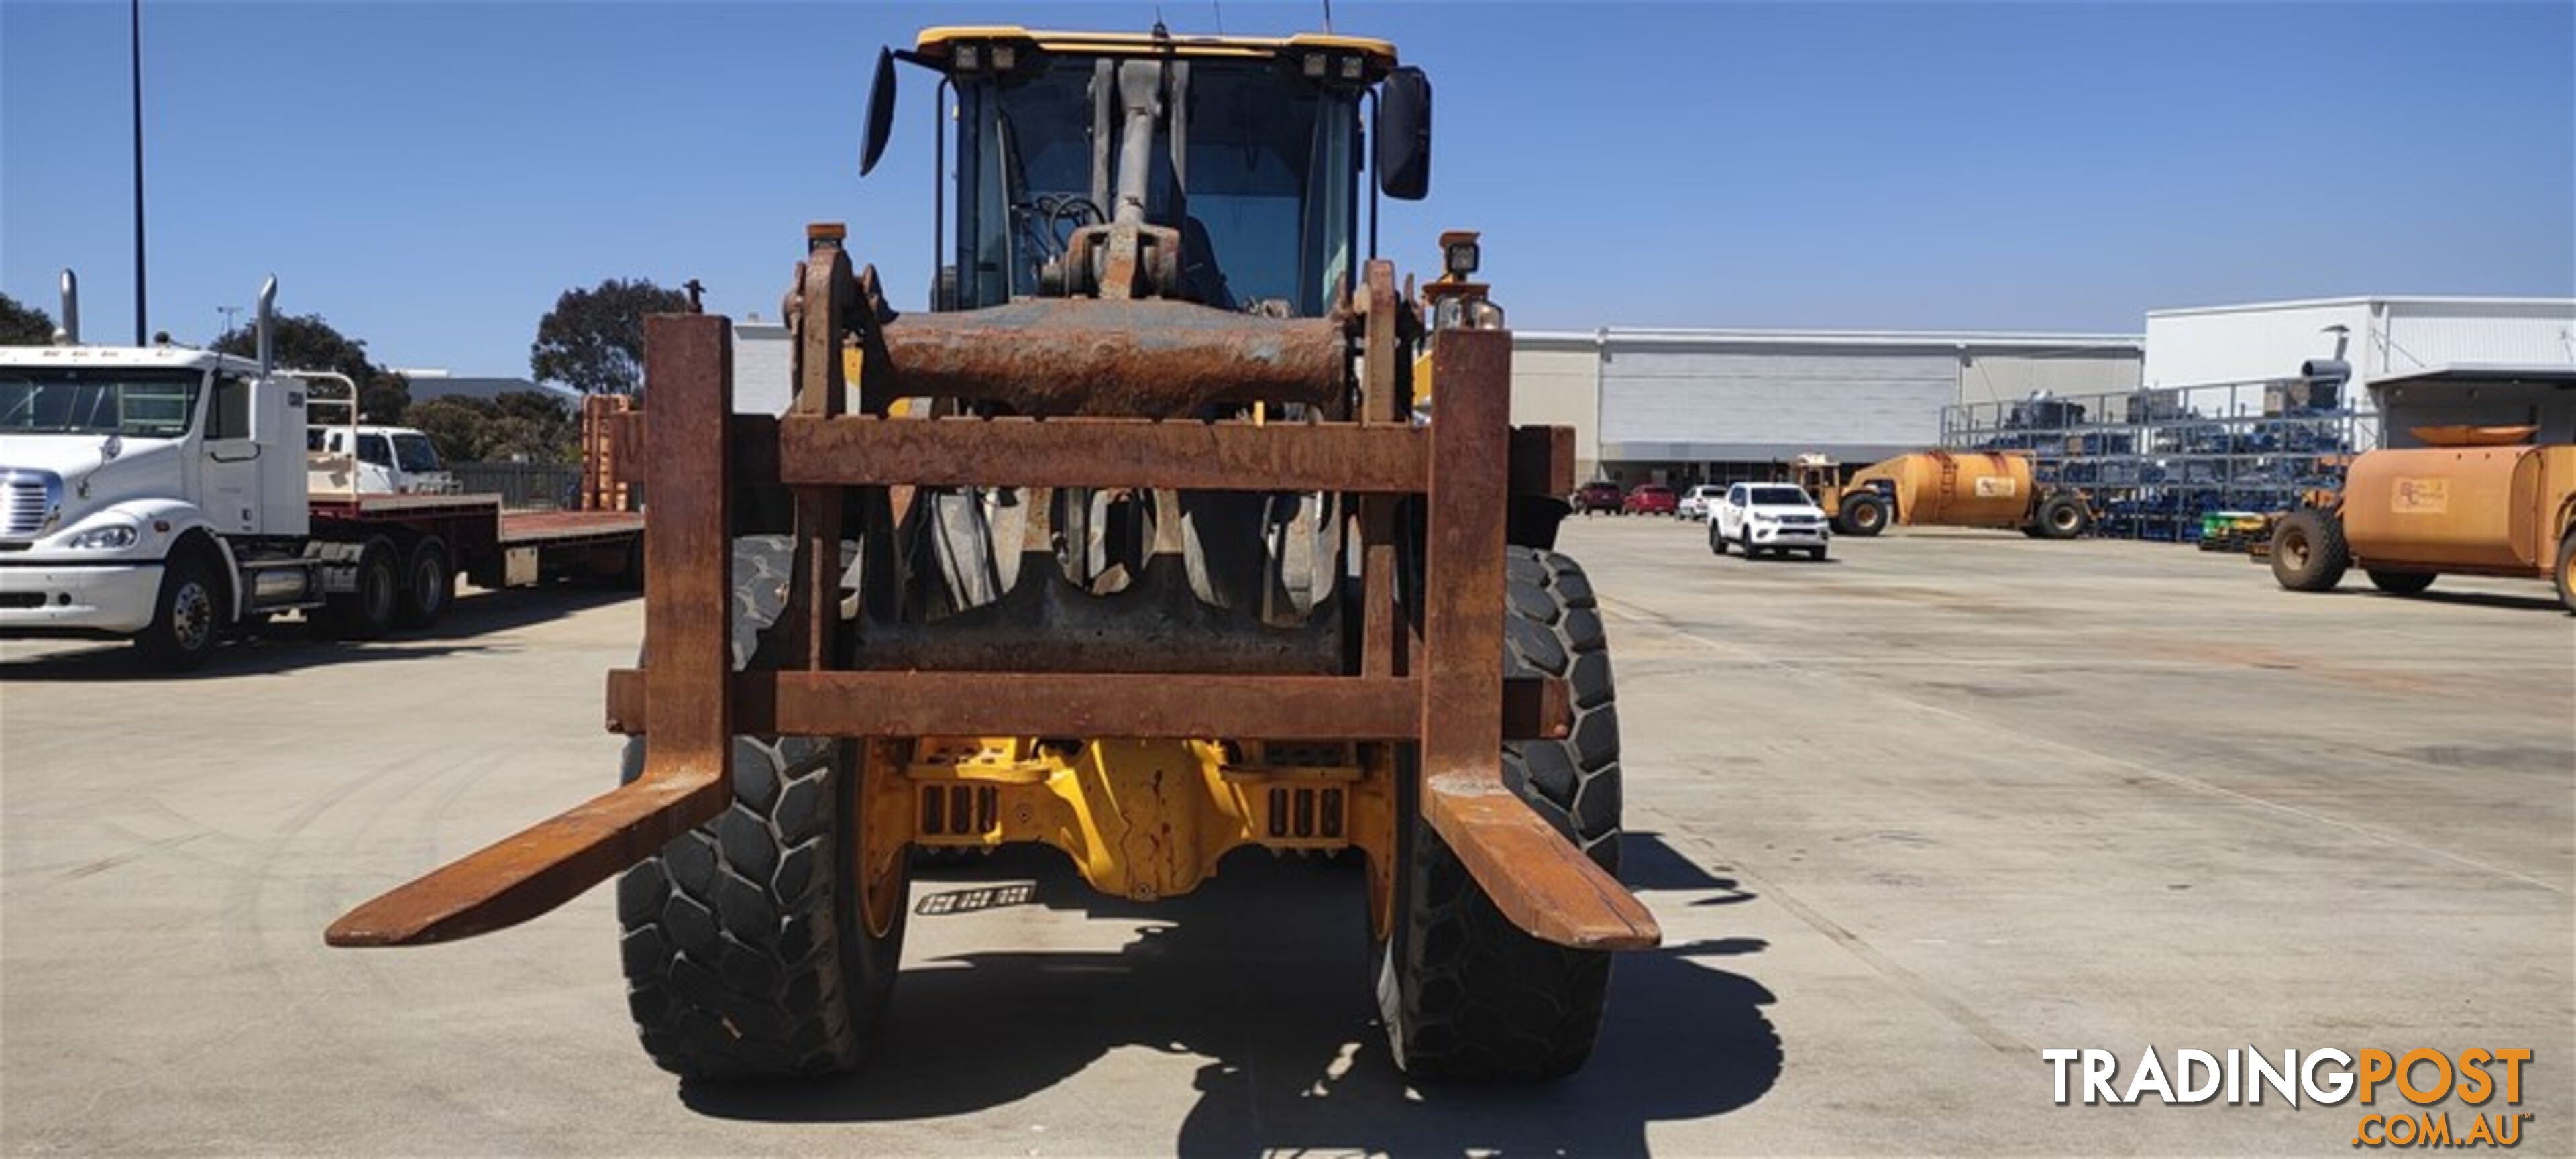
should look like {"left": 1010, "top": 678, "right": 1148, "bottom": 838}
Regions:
{"left": 54, "top": 269, "right": 78, "bottom": 345}
{"left": 256, "top": 276, "right": 276, "bottom": 377}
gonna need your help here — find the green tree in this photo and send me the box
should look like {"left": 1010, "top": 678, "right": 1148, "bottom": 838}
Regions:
{"left": 482, "top": 390, "right": 578, "bottom": 462}
{"left": 0, "top": 292, "right": 56, "bottom": 345}
{"left": 213, "top": 312, "right": 411, "bottom": 423}
{"left": 529, "top": 278, "right": 690, "bottom": 396}
{"left": 407, "top": 392, "right": 578, "bottom": 465}
{"left": 405, "top": 396, "right": 493, "bottom": 463}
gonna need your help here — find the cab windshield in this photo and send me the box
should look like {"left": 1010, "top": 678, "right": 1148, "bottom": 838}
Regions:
{"left": 0, "top": 368, "right": 205, "bottom": 439}
{"left": 955, "top": 58, "right": 1360, "bottom": 316}
{"left": 392, "top": 433, "right": 441, "bottom": 473}
{"left": 1748, "top": 486, "right": 1811, "bottom": 506}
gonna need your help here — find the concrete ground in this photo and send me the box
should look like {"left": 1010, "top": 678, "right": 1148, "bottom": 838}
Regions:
{"left": 3, "top": 519, "right": 2569, "bottom": 1155}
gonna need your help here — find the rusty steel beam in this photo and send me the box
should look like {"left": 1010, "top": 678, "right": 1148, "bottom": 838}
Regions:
{"left": 596, "top": 671, "right": 1419, "bottom": 740}
{"left": 1421, "top": 783, "right": 1661, "bottom": 950}
{"left": 603, "top": 670, "right": 1571, "bottom": 741}
{"left": 1360, "top": 260, "right": 1402, "bottom": 425}
{"left": 1415, "top": 329, "right": 1660, "bottom": 952}
{"left": 871, "top": 299, "right": 1348, "bottom": 417}
{"left": 786, "top": 236, "right": 851, "bottom": 671}
{"left": 1417, "top": 327, "right": 1511, "bottom": 820}
{"left": 325, "top": 315, "right": 738, "bottom": 948}
{"left": 777, "top": 416, "right": 1429, "bottom": 492}
{"left": 610, "top": 412, "right": 777, "bottom": 486}
{"left": 1509, "top": 424, "right": 1577, "bottom": 497}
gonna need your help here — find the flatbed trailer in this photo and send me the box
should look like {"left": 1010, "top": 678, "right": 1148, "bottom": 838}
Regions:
{"left": 307, "top": 493, "right": 644, "bottom": 590}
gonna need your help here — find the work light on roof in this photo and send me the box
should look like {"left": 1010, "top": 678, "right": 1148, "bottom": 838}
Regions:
{"left": 1445, "top": 239, "right": 1480, "bottom": 277}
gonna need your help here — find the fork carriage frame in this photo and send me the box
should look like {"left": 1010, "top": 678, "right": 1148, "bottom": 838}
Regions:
{"left": 323, "top": 241, "right": 1658, "bottom": 955}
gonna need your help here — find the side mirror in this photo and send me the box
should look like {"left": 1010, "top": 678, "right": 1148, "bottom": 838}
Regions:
{"left": 860, "top": 46, "right": 898, "bottom": 176}
{"left": 1374, "top": 66, "right": 1431, "bottom": 201}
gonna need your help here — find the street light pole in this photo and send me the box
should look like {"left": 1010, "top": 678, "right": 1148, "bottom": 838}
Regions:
{"left": 131, "top": 0, "right": 148, "bottom": 346}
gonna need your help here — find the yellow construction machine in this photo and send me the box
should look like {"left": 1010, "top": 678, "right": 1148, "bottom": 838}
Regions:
{"left": 326, "top": 25, "right": 1658, "bottom": 1084}
{"left": 1791, "top": 449, "right": 2092, "bottom": 538}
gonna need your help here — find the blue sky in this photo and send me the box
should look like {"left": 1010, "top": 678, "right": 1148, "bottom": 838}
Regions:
{"left": 4, "top": 2, "right": 2570, "bottom": 377}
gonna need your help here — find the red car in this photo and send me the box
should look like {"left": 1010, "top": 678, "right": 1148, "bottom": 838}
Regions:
{"left": 1572, "top": 481, "right": 1624, "bottom": 514}
{"left": 1623, "top": 484, "right": 1678, "bottom": 516}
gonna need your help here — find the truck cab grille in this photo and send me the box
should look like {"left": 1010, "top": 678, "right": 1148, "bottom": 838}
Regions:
{"left": 1, "top": 471, "right": 63, "bottom": 539}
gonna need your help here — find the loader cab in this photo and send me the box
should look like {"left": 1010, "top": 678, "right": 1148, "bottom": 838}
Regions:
{"left": 892, "top": 28, "right": 1417, "bottom": 318}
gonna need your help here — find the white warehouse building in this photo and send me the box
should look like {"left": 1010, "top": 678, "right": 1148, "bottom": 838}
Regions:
{"left": 2141, "top": 296, "right": 2576, "bottom": 447}
{"left": 1512, "top": 327, "right": 2146, "bottom": 484}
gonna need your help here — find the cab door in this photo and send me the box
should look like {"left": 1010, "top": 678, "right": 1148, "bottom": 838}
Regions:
{"left": 199, "top": 371, "right": 262, "bottom": 533}
{"left": 1718, "top": 485, "right": 1747, "bottom": 537}
{"left": 354, "top": 433, "right": 397, "bottom": 494}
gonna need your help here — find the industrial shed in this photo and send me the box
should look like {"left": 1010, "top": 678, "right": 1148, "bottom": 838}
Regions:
{"left": 2141, "top": 296, "right": 2576, "bottom": 444}
{"left": 1510, "top": 328, "right": 2143, "bottom": 486}
{"left": 2373, "top": 364, "right": 2576, "bottom": 448}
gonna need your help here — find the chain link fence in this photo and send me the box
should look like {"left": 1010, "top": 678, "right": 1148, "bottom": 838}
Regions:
{"left": 451, "top": 462, "right": 583, "bottom": 510}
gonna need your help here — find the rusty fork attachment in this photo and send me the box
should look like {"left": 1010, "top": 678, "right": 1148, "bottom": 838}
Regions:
{"left": 325, "top": 237, "right": 1658, "bottom": 954}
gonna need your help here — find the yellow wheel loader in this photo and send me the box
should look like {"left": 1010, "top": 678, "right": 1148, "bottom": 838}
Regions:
{"left": 326, "top": 25, "right": 1659, "bottom": 1084}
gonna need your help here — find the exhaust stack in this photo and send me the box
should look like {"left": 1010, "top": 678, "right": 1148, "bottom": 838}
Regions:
{"left": 54, "top": 270, "right": 79, "bottom": 345}
{"left": 256, "top": 276, "right": 277, "bottom": 377}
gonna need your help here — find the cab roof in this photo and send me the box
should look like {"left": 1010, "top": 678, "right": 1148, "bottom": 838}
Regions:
{"left": 916, "top": 25, "right": 1399, "bottom": 68}
{"left": 0, "top": 344, "right": 354, "bottom": 386}
{"left": 0, "top": 343, "right": 238, "bottom": 372}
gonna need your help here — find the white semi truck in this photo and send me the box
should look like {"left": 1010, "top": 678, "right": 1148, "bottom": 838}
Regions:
{"left": 1, "top": 273, "right": 643, "bottom": 670}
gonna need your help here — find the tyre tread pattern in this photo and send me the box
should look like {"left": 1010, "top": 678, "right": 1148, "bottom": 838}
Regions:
{"left": 2271, "top": 510, "right": 2350, "bottom": 592}
{"left": 616, "top": 536, "right": 883, "bottom": 1081}
{"left": 1382, "top": 546, "right": 1620, "bottom": 1081}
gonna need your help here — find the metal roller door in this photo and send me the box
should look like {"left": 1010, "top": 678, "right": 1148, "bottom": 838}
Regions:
{"left": 1597, "top": 348, "right": 1958, "bottom": 463}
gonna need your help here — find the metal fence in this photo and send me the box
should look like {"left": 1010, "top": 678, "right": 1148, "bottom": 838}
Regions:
{"left": 451, "top": 462, "right": 583, "bottom": 510}
{"left": 1943, "top": 380, "right": 2379, "bottom": 543}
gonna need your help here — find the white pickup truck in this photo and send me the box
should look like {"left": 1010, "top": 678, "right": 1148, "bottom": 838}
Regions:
{"left": 1676, "top": 483, "right": 1726, "bottom": 522}
{"left": 1, "top": 272, "right": 641, "bottom": 670}
{"left": 1709, "top": 482, "right": 1832, "bottom": 561}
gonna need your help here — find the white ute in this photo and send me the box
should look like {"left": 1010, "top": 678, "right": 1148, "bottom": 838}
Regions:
{"left": 1676, "top": 483, "right": 1725, "bottom": 522}
{"left": 1710, "top": 481, "right": 1832, "bottom": 561}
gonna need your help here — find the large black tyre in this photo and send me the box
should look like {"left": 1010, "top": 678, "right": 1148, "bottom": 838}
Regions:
{"left": 1377, "top": 546, "right": 1621, "bottom": 1081}
{"left": 2557, "top": 530, "right": 2576, "bottom": 614}
{"left": 394, "top": 537, "right": 453, "bottom": 628}
{"left": 323, "top": 537, "right": 400, "bottom": 639}
{"left": 2031, "top": 494, "right": 2090, "bottom": 539}
{"left": 2366, "top": 569, "right": 2436, "bottom": 596}
{"left": 617, "top": 535, "right": 906, "bottom": 1081}
{"left": 135, "top": 547, "right": 223, "bottom": 671}
{"left": 1708, "top": 521, "right": 1727, "bottom": 555}
{"left": 2269, "top": 510, "right": 2349, "bottom": 592}
{"left": 1839, "top": 493, "right": 1888, "bottom": 537}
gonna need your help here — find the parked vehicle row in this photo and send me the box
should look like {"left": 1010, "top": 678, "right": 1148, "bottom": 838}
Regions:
{"left": 1566, "top": 480, "right": 1723, "bottom": 518}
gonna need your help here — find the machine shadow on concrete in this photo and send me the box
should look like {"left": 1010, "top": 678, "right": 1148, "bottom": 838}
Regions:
{"left": 680, "top": 832, "right": 1783, "bottom": 1154}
